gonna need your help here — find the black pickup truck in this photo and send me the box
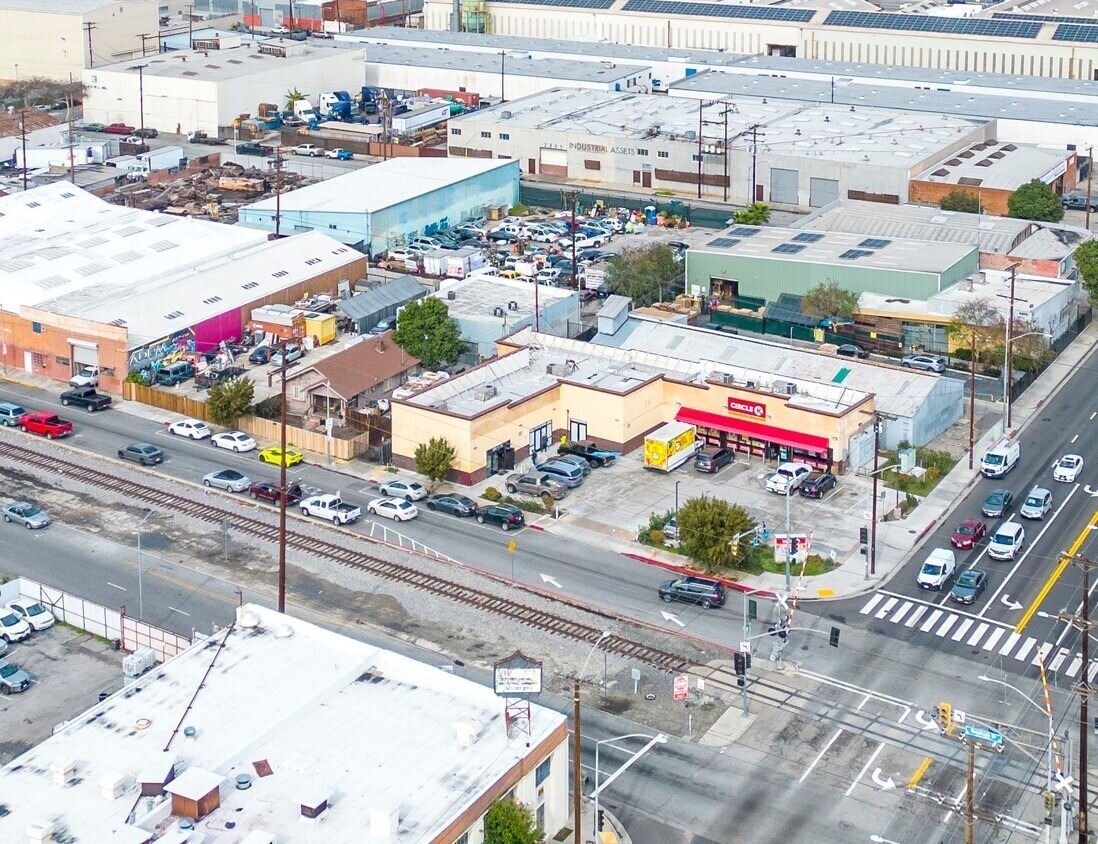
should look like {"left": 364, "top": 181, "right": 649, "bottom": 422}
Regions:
{"left": 59, "top": 386, "right": 113, "bottom": 412}
{"left": 194, "top": 366, "right": 245, "bottom": 389}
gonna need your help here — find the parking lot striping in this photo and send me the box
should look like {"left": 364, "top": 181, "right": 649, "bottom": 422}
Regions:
{"left": 906, "top": 757, "right": 933, "bottom": 790}
{"left": 950, "top": 618, "right": 974, "bottom": 641}
{"left": 966, "top": 622, "right": 988, "bottom": 646}
{"left": 845, "top": 742, "right": 886, "bottom": 796}
{"left": 983, "top": 483, "right": 1083, "bottom": 623}
{"left": 1014, "top": 498, "right": 1098, "bottom": 632}
{"left": 107, "top": 582, "right": 127, "bottom": 591}
{"left": 167, "top": 607, "right": 191, "bottom": 617}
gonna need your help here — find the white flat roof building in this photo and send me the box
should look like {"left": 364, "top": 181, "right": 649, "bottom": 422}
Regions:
{"left": 0, "top": 604, "right": 570, "bottom": 843}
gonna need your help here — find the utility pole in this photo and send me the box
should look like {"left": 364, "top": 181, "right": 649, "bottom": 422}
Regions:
{"left": 19, "top": 108, "right": 27, "bottom": 191}
{"left": 67, "top": 74, "right": 76, "bottom": 184}
{"left": 1086, "top": 146, "right": 1094, "bottom": 231}
{"left": 870, "top": 416, "right": 881, "bottom": 576}
{"left": 572, "top": 679, "right": 582, "bottom": 842}
{"left": 1005, "top": 263, "right": 1018, "bottom": 429}
{"left": 84, "top": 22, "right": 97, "bottom": 68}
{"left": 133, "top": 65, "right": 148, "bottom": 140}
{"left": 137, "top": 32, "right": 151, "bottom": 56}
{"left": 968, "top": 329, "right": 977, "bottom": 470}
{"left": 561, "top": 188, "right": 580, "bottom": 291}
{"left": 273, "top": 149, "right": 283, "bottom": 237}
{"left": 965, "top": 738, "right": 976, "bottom": 844}
{"left": 696, "top": 100, "right": 703, "bottom": 200}
{"left": 186, "top": 5, "right": 194, "bottom": 48}
{"left": 749, "top": 124, "right": 761, "bottom": 204}
{"left": 499, "top": 51, "right": 506, "bottom": 103}
{"left": 1069, "top": 554, "right": 1096, "bottom": 843}
{"left": 722, "top": 103, "right": 731, "bottom": 203}
{"left": 278, "top": 340, "right": 289, "bottom": 614}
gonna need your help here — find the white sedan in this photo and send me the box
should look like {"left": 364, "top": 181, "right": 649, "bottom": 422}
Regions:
{"left": 367, "top": 497, "right": 418, "bottom": 522}
{"left": 211, "top": 431, "right": 257, "bottom": 452}
{"left": 378, "top": 480, "right": 428, "bottom": 501}
{"left": 6, "top": 598, "right": 54, "bottom": 631}
{"left": 1053, "top": 454, "right": 1084, "bottom": 483}
{"left": 168, "top": 418, "right": 212, "bottom": 440}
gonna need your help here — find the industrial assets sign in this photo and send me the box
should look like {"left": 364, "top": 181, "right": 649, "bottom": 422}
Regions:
{"left": 493, "top": 651, "right": 543, "bottom": 699}
{"left": 727, "top": 397, "right": 766, "bottom": 419}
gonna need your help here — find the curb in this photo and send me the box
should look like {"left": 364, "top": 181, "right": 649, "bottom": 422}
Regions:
{"left": 621, "top": 551, "right": 778, "bottom": 598}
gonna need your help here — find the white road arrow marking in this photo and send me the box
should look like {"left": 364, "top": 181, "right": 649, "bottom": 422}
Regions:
{"left": 871, "top": 769, "right": 897, "bottom": 791}
{"left": 915, "top": 710, "right": 938, "bottom": 730}
{"left": 1000, "top": 594, "right": 1023, "bottom": 610}
{"left": 1083, "top": 484, "right": 1098, "bottom": 497}
{"left": 661, "top": 611, "right": 685, "bottom": 628}
{"left": 539, "top": 574, "right": 562, "bottom": 589}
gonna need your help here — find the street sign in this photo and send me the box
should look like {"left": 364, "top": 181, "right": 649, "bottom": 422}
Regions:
{"left": 964, "top": 725, "right": 1004, "bottom": 747}
{"left": 740, "top": 641, "right": 751, "bottom": 653}
{"left": 673, "top": 674, "right": 689, "bottom": 700}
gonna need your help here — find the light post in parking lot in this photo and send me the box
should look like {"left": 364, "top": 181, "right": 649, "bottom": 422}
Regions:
{"left": 136, "top": 508, "right": 153, "bottom": 618}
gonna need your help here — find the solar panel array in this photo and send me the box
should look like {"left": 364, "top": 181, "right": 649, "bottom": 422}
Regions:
{"left": 859, "top": 238, "right": 892, "bottom": 249}
{"left": 839, "top": 248, "right": 874, "bottom": 260}
{"left": 824, "top": 10, "right": 1042, "bottom": 38}
{"left": 706, "top": 237, "right": 741, "bottom": 249}
{"left": 727, "top": 227, "right": 762, "bottom": 237}
{"left": 772, "top": 243, "right": 806, "bottom": 254}
{"left": 1052, "top": 23, "right": 1098, "bottom": 42}
{"left": 994, "top": 11, "right": 1098, "bottom": 24}
{"left": 622, "top": 0, "right": 815, "bottom": 21}
{"left": 492, "top": 0, "right": 617, "bottom": 7}
{"left": 792, "top": 232, "right": 824, "bottom": 243}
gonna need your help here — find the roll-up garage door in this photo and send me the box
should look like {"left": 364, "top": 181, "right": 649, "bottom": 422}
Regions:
{"left": 539, "top": 148, "right": 568, "bottom": 177}
{"left": 68, "top": 338, "right": 98, "bottom": 367}
{"left": 809, "top": 177, "right": 839, "bottom": 208}
{"left": 770, "top": 168, "right": 798, "bottom": 204}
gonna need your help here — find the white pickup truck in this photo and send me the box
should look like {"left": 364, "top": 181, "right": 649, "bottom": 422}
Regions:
{"left": 299, "top": 494, "right": 361, "bottom": 525}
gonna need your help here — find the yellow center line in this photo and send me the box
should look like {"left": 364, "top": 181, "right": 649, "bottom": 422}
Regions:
{"left": 1016, "top": 508, "right": 1098, "bottom": 633}
{"left": 906, "top": 756, "right": 933, "bottom": 789}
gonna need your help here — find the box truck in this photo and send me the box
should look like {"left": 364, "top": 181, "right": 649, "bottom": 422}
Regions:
{"left": 643, "top": 421, "right": 699, "bottom": 472}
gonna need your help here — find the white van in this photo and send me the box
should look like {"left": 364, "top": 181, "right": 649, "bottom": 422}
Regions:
{"left": 981, "top": 440, "right": 1020, "bottom": 478}
{"left": 988, "top": 521, "right": 1026, "bottom": 561}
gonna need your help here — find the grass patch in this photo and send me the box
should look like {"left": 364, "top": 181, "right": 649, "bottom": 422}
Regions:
{"left": 757, "top": 552, "right": 837, "bottom": 577}
{"left": 878, "top": 445, "right": 955, "bottom": 498}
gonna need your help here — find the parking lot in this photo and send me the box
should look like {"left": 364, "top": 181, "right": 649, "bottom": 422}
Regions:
{"left": 550, "top": 447, "right": 877, "bottom": 560}
{"left": 0, "top": 624, "right": 122, "bottom": 764}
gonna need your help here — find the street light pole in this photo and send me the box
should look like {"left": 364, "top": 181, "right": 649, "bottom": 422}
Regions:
{"left": 133, "top": 64, "right": 147, "bottom": 139}
{"left": 592, "top": 733, "right": 667, "bottom": 836}
{"left": 136, "top": 509, "right": 153, "bottom": 618}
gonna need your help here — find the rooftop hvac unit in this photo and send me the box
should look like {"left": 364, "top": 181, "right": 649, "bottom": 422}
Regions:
{"left": 493, "top": 306, "right": 504, "bottom": 317}
{"left": 709, "top": 371, "right": 735, "bottom": 385}
{"left": 744, "top": 379, "right": 756, "bottom": 389}
{"left": 473, "top": 384, "right": 497, "bottom": 401}
{"left": 507, "top": 300, "right": 518, "bottom": 310}
{"left": 546, "top": 363, "right": 568, "bottom": 376}
{"left": 123, "top": 647, "right": 157, "bottom": 678}
{"left": 777, "top": 381, "right": 797, "bottom": 395}
{"left": 500, "top": 111, "right": 512, "bottom": 120}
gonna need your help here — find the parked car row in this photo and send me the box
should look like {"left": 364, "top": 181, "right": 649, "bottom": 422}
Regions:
{"left": 0, "top": 597, "right": 56, "bottom": 694}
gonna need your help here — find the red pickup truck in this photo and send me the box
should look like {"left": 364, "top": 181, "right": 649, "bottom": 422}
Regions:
{"left": 103, "top": 123, "right": 136, "bottom": 135}
{"left": 19, "top": 412, "right": 73, "bottom": 439}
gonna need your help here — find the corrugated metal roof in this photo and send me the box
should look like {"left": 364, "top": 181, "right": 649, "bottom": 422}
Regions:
{"left": 338, "top": 275, "right": 425, "bottom": 321}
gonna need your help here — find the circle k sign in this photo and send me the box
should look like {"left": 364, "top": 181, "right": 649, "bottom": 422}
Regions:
{"left": 726, "top": 397, "right": 766, "bottom": 418}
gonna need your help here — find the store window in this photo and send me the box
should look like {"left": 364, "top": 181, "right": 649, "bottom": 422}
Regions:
{"left": 450, "top": 128, "right": 461, "bottom": 136}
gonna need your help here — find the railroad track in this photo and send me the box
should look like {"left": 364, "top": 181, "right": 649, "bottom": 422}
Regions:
{"left": 1, "top": 440, "right": 691, "bottom": 673}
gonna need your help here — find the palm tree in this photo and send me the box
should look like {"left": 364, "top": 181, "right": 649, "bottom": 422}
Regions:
{"left": 284, "top": 88, "right": 306, "bottom": 113}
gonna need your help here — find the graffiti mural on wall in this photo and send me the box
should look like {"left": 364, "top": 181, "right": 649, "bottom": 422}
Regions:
{"left": 128, "top": 329, "right": 196, "bottom": 372}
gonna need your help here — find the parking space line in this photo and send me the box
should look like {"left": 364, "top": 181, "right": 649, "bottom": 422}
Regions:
{"left": 966, "top": 623, "right": 988, "bottom": 646}
{"left": 951, "top": 618, "right": 974, "bottom": 641}
{"left": 906, "top": 757, "right": 933, "bottom": 790}
{"left": 999, "top": 632, "right": 1021, "bottom": 655}
{"left": 982, "top": 627, "right": 1005, "bottom": 651}
{"left": 860, "top": 594, "right": 886, "bottom": 615}
{"left": 1014, "top": 637, "right": 1037, "bottom": 661}
{"left": 874, "top": 597, "right": 899, "bottom": 619}
{"left": 845, "top": 743, "right": 885, "bottom": 797}
{"left": 935, "top": 615, "right": 958, "bottom": 637}
{"left": 904, "top": 606, "right": 928, "bottom": 628}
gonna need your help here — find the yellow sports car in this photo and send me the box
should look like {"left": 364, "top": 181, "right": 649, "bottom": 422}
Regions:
{"left": 257, "top": 446, "right": 304, "bottom": 467}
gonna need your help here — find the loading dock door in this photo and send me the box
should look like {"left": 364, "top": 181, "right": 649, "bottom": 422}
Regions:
{"left": 539, "top": 148, "right": 568, "bottom": 177}
{"left": 809, "top": 177, "right": 839, "bottom": 208}
{"left": 69, "top": 339, "right": 98, "bottom": 368}
{"left": 770, "top": 168, "right": 798, "bottom": 205}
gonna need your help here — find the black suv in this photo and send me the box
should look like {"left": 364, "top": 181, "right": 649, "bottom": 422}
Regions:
{"left": 800, "top": 472, "right": 837, "bottom": 499}
{"left": 694, "top": 447, "right": 733, "bottom": 473}
{"left": 658, "top": 577, "right": 725, "bottom": 610}
{"left": 476, "top": 503, "right": 525, "bottom": 531}
{"left": 557, "top": 439, "right": 617, "bottom": 468}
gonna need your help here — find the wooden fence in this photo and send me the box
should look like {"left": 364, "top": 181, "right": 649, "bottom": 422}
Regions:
{"left": 123, "top": 382, "right": 209, "bottom": 420}
{"left": 238, "top": 416, "right": 372, "bottom": 460}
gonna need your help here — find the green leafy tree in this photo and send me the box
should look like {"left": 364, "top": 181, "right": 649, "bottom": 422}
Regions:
{"left": 605, "top": 243, "right": 682, "bottom": 306}
{"left": 1007, "top": 179, "right": 1064, "bottom": 223}
{"left": 677, "top": 496, "right": 756, "bottom": 571}
{"left": 392, "top": 297, "right": 465, "bottom": 370}
{"left": 939, "top": 190, "right": 981, "bottom": 214}
{"left": 206, "top": 377, "right": 255, "bottom": 426}
{"left": 947, "top": 297, "right": 1003, "bottom": 365}
{"left": 483, "top": 798, "right": 544, "bottom": 844}
{"left": 801, "top": 281, "right": 859, "bottom": 320}
{"left": 414, "top": 437, "right": 456, "bottom": 486}
{"left": 1075, "top": 240, "right": 1098, "bottom": 302}
{"left": 732, "top": 203, "right": 771, "bottom": 225}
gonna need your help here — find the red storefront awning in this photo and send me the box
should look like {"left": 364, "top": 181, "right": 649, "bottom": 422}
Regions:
{"left": 675, "top": 407, "right": 830, "bottom": 454}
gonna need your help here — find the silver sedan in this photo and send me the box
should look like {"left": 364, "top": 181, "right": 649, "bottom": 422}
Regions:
{"left": 202, "top": 469, "right": 252, "bottom": 493}
{"left": 3, "top": 502, "right": 51, "bottom": 529}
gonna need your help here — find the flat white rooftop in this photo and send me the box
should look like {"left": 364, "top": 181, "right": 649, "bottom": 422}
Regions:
{"left": 914, "top": 140, "right": 1069, "bottom": 190}
{"left": 439, "top": 274, "right": 574, "bottom": 322}
{"left": 243, "top": 157, "right": 516, "bottom": 216}
{"left": 0, "top": 604, "right": 566, "bottom": 843}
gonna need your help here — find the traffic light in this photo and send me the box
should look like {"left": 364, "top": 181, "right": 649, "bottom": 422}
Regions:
{"left": 733, "top": 652, "right": 746, "bottom": 676}
{"left": 731, "top": 539, "right": 740, "bottom": 557}
{"left": 859, "top": 527, "right": 869, "bottom": 544}
{"left": 748, "top": 599, "right": 758, "bottom": 621}
{"left": 829, "top": 626, "right": 840, "bottom": 648}
{"left": 745, "top": 652, "right": 752, "bottom": 670}
{"left": 937, "top": 702, "right": 953, "bottom": 734}
{"left": 790, "top": 537, "right": 799, "bottom": 555}
{"left": 1045, "top": 792, "right": 1056, "bottom": 813}
{"left": 597, "top": 809, "right": 605, "bottom": 831}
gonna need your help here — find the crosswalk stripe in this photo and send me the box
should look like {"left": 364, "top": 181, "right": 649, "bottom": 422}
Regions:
{"left": 1066, "top": 656, "right": 1083, "bottom": 677}
{"left": 951, "top": 619, "right": 974, "bottom": 642}
{"left": 1088, "top": 661, "right": 1098, "bottom": 683}
{"left": 983, "top": 628, "right": 1006, "bottom": 651}
{"left": 1032, "top": 643, "right": 1053, "bottom": 667}
{"left": 905, "top": 605, "right": 928, "bottom": 628}
{"left": 921, "top": 610, "right": 943, "bottom": 632}
{"left": 875, "top": 598, "right": 899, "bottom": 619}
{"left": 967, "top": 623, "right": 988, "bottom": 646}
{"left": 1015, "top": 637, "right": 1038, "bottom": 661}
{"left": 1049, "top": 648, "right": 1071, "bottom": 672}
{"left": 860, "top": 594, "right": 886, "bottom": 615}
{"left": 936, "top": 615, "right": 958, "bottom": 637}
{"left": 999, "top": 632, "right": 1021, "bottom": 656}
{"left": 891, "top": 602, "right": 913, "bottom": 625}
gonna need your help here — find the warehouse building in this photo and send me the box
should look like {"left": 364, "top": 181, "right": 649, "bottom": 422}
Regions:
{"left": 0, "top": 0, "right": 157, "bottom": 81}
{"left": 0, "top": 603, "right": 569, "bottom": 843}
{"left": 83, "top": 38, "right": 362, "bottom": 135}
{"left": 363, "top": 43, "right": 652, "bottom": 100}
{"left": 0, "top": 183, "right": 366, "bottom": 393}
{"left": 338, "top": 274, "right": 426, "bottom": 335}
{"left": 238, "top": 158, "right": 521, "bottom": 257}
{"left": 420, "top": 0, "right": 1098, "bottom": 82}
{"left": 685, "top": 224, "right": 979, "bottom": 304}
{"left": 448, "top": 88, "right": 990, "bottom": 208}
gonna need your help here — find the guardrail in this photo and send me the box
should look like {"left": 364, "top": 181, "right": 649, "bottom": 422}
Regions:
{"left": 362, "top": 520, "right": 460, "bottom": 564}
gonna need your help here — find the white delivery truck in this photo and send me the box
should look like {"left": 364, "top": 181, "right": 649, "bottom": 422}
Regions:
{"left": 126, "top": 145, "right": 185, "bottom": 180}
